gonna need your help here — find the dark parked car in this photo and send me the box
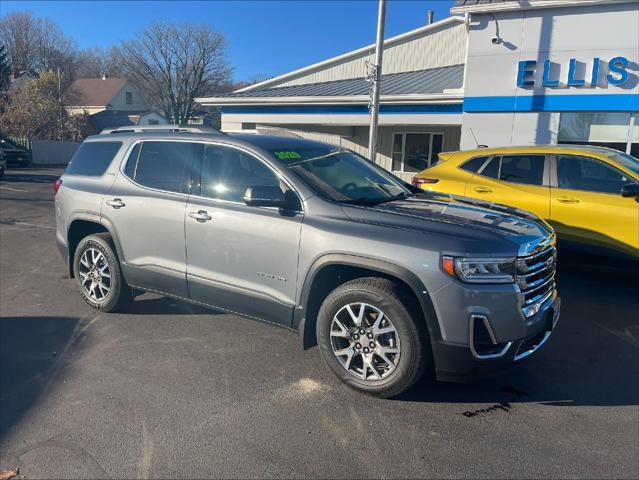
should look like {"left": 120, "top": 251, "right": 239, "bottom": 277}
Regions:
{"left": 0, "top": 149, "right": 6, "bottom": 178}
{"left": 0, "top": 142, "right": 32, "bottom": 167}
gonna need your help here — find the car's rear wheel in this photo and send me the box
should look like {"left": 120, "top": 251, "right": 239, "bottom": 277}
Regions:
{"left": 316, "top": 277, "right": 430, "bottom": 398}
{"left": 73, "top": 233, "right": 131, "bottom": 312}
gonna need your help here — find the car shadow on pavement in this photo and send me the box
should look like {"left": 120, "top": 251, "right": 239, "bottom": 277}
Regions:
{"left": 400, "top": 260, "right": 639, "bottom": 408}
{"left": 0, "top": 316, "right": 84, "bottom": 442}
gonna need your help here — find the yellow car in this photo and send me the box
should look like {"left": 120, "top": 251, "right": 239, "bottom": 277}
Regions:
{"left": 412, "top": 145, "right": 639, "bottom": 258}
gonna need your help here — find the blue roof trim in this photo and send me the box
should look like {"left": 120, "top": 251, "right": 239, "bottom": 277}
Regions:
{"left": 221, "top": 104, "right": 463, "bottom": 115}
{"left": 464, "top": 94, "right": 639, "bottom": 112}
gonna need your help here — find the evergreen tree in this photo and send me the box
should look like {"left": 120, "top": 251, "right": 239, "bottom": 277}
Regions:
{"left": 0, "top": 44, "right": 11, "bottom": 92}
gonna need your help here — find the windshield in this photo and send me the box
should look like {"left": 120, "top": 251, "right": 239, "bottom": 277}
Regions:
{"left": 274, "top": 148, "right": 411, "bottom": 204}
{"left": 608, "top": 151, "right": 639, "bottom": 177}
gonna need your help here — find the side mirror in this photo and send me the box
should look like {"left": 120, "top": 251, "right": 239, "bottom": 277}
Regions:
{"left": 621, "top": 183, "right": 639, "bottom": 198}
{"left": 243, "top": 186, "right": 288, "bottom": 208}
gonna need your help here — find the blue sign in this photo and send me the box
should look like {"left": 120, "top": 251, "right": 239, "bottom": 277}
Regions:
{"left": 517, "top": 57, "right": 630, "bottom": 88}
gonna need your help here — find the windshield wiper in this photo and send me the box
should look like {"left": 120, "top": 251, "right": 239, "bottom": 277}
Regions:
{"left": 342, "top": 192, "right": 413, "bottom": 206}
{"left": 373, "top": 192, "right": 414, "bottom": 204}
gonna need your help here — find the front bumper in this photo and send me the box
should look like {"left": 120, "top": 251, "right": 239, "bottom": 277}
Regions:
{"left": 432, "top": 295, "right": 560, "bottom": 382}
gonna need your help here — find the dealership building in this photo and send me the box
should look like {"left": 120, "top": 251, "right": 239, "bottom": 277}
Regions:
{"left": 197, "top": 0, "right": 639, "bottom": 181}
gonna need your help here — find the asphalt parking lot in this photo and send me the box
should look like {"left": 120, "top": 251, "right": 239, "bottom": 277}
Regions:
{"left": 1, "top": 167, "right": 638, "bottom": 479}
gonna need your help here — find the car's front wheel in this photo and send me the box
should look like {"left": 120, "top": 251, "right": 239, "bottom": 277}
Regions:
{"left": 73, "top": 233, "right": 131, "bottom": 312}
{"left": 316, "top": 277, "right": 431, "bottom": 398}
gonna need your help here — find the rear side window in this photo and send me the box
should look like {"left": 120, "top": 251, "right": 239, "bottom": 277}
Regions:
{"left": 480, "top": 157, "right": 500, "bottom": 179}
{"left": 499, "top": 155, "right": 545, "bottom": 185}
{"left": 460, "top": 156, "right": 489, "bottom": 173}
{"left": 65, "top": 141, "right": 122, "bottom": 176}
{"left": 127, "top": 141, "right": 199, "bottom": 194}
{"left": 124, "top": 143, "right": 141, "bottom": 178}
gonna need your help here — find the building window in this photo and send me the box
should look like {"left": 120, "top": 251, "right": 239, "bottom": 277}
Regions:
{"left": 391, "top": 133, "right": 444, "bottom": 172}
{"left": 147, "top": 119, "right": 159, "bottom": 125}
{"left": 558, "top": 112, "right": 638, "bottom": 157}
{"left": 125, "top": 92, "right": 132, "bottom": 105}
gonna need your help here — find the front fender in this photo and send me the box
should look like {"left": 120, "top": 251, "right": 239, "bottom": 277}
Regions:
{"left": 295, "top": 253, "right": 441, "bottom": 349}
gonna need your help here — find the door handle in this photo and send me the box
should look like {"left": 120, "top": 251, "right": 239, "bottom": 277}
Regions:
{"left": 474, "top": 186, "right": 493, "bottom": 193}
{"left": 557, "top": 196, "right": 580, "bottom": 204}
{"left": 188, "top": 210, "right": 212, "bottom": 222}
{"left": 106, "top": 198, "right": 125, "bottom": 209}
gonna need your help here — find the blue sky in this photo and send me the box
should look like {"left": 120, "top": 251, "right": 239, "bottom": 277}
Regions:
{"left": 0, "top": 0, "right": 454, "bottom": 81}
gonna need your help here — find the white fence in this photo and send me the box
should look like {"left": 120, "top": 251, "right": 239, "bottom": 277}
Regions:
{"left": 31, "top": 140, "right": 80, "bottom": 165}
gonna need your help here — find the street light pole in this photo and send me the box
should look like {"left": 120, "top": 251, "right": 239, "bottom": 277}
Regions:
{"left": 367, "top": 0, "right": 387, "bottom": 162}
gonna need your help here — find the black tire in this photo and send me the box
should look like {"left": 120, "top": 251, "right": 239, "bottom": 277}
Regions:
{"left": 316, "top": 277, "right": 431, "bottom": 398}
{"left": 73, "top": 233, "right": 131, "bottom": 312}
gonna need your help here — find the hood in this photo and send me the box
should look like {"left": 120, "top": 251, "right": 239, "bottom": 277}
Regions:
{"left": 341, "top": 192, "right": 553, "bottom": 255}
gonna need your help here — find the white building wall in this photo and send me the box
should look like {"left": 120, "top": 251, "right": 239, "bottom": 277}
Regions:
{"left": 460, "top": 2, "right": 639, "bottom": 149}
{"left": 271, "top": 23, "right": 467, "bottom": 87}
{"left": 138, "top": 112, "right": 169, "bottom": 125}
{"left": 108, "top": 82, "right": 149, "bottom": 112}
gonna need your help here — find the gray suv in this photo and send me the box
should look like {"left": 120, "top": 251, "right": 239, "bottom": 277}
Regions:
{"left": 55, "top": 126, "right": 560, "bottom": 397}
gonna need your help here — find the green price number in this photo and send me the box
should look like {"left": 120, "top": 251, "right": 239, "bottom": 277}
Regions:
{"left": 274, "top": 151, "right": 302, "bottom": 160}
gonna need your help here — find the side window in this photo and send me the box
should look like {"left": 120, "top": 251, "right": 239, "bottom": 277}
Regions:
{"left": 479, "top": 157, "right": 500, "bottom": 179}
{"left": 199, "top": 144, "right": 281, "bottom": 203}
{"left": 124, "top": 143, "right": 141, "bottom": 178}
{"left": 460, "top": 156, "right": 489, "bottom": 173}
{"left": 556, "top": 155, "right": 631, "bottom": 194}
{"left": 65, "top": 141, "right": 122, "bottom": 177}
{"left": 131, "top": 141, "right": 198, "bottom": 194}
{"left": 499, "top": 155, "right": 545, "bottom": 185}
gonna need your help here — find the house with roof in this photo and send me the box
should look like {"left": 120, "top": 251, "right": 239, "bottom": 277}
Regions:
{"left": 65, "top": 76, "right": 149, "bottom": 116}
{"left": 65, "top": 76, "right": 167, "bottom": 131}
{"left": 196, "top": 0, "right": 638, "bottom": 180}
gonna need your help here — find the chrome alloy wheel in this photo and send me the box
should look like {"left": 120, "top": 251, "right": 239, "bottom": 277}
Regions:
{"left": 78, "top": 247, "right": 111, "bottom": 302}
{"left": 330, "top": 302, "right": 401, "bottom": 381}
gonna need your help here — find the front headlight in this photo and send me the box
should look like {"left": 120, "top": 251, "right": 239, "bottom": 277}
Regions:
{"left": 442, "top": 255, "right": 516, "bottom": 284}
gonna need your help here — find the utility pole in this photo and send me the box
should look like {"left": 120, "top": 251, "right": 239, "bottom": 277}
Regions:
{"left": 367, "top": 0, "right": 386, "bottom": 162}
{"left": 57, "top": 66, "right": 64, "bottom": 140}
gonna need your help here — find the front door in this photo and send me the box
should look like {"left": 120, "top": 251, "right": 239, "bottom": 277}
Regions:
{"left": 464, "top": 154, "right": 551, "bottom": 219}
{"left": 550, "top": 154, "right": 639, "bottom": 257}
{"left": 185, "top": 143, "right": 303, "bottom": 326}
{"left": 103, "top": 141, "right": 198, "bottom": 297}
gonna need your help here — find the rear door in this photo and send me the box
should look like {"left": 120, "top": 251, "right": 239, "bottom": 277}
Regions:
{"left": 184, "top": 142, "right": 303, "bottom": 326}
{"left": 103, "top": 140, "right": 198, "bottom": 297}
{"left": 550, "top": 154, "right": 639, "bottom": 256}
{"left": 464, "top": 154, "right": 551, "bottom": 219}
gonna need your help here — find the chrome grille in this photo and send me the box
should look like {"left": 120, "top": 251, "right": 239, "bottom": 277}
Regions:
{"left": 516, "top": 245, "right": 556, "bottom": 317}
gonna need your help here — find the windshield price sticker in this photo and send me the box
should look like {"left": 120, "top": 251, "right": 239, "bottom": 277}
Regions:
{"left": 274, "top": 151, "right": 302, "bottom": 160}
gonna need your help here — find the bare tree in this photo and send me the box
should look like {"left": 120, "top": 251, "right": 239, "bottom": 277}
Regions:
{"left": 76, "top": 46, "right": 126, "bottom": 78}
{"left": 120, "top": 21, "right": 232, "bottom": 124}
{"left": 0, "top": 11, "right": 76, "bottom": 82}
{"left": 36, "top": 18, "right": 76, "bottom": 76}
{"left": 0, "top": 12, "right": 39, "bottom": 75}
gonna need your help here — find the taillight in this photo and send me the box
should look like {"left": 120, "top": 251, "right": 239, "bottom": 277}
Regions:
{"left": 412, "top": 176, "right": 439, "bottom": 188}
{"left": 53, "top": 178, "right": 62, "bottom": 195}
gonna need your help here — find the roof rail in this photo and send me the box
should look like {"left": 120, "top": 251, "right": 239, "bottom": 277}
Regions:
{"left": 100, "top": 125, "right": 222, "bottom": 135}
